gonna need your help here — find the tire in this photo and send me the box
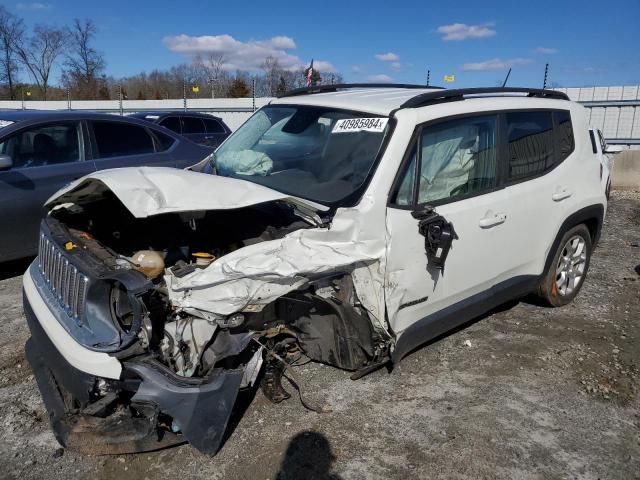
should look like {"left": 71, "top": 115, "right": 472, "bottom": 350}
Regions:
{"left": 537, "top": 224, "right": 592, "bottom": 307}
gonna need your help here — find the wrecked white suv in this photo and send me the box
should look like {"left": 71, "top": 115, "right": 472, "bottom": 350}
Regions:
{"left": 23, "top": 85, "right": 607, "bottom": 455}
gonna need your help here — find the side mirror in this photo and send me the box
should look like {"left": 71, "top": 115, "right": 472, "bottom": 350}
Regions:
{"left": 604, "top": 145, "right": 623, "bottom": 154}
{"left": 0, "top": 154, "right": 12, "bottom": 171}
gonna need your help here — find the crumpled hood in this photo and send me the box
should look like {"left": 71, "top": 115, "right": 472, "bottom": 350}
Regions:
{"left": 46, "top": 166, "right": 328, "bottom": 218}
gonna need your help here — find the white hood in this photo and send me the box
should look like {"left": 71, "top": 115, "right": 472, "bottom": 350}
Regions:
{"left": 46, "top": 167, "right": 328, "bottom": 218}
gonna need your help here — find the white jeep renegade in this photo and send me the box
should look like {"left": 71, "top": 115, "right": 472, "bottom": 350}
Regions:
{"left": 23, "top": 85, "right": 607, "bottom": 455}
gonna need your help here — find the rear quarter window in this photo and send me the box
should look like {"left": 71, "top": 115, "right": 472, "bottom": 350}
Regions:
{"left": 555, "top": 110, "right": 575, "bottom": 162}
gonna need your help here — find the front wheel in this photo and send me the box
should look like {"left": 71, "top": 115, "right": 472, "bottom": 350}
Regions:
{"left": 537, "top": 224, "right": 592, "bottom": 307}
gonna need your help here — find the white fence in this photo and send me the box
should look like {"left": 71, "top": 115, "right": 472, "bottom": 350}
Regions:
{"left": 1, "top": 87, "right": 639, "bottom": 145}
{"left": 554, "top": 86, "right": 640, "bottom": 146}
{"left": 0, "top": 98, "right": 275, "bottom": 131}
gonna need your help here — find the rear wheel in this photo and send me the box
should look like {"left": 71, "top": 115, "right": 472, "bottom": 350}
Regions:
{"left": 538, "top": 224, "right": 592, "bottom": 307}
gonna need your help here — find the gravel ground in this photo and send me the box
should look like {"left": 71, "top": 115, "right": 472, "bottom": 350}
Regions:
{"left": 0, "top": 191, "right": 638, "bottom": 480}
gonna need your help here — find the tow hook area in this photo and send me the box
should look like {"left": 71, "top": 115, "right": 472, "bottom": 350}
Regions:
{"left": 412, "top": 206, "right": 457, "bottom": 270}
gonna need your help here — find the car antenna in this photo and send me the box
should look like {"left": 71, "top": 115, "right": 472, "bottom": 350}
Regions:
{"left": 502, "top": 68, "right": 512, "bottom": 87}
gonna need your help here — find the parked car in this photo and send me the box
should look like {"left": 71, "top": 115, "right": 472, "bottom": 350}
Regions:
{"left": 24, "top": 86, "right": 607, "bottom": 455}
{"left": 130, "top": 111, "right": 231, "bottom": 147}
{"left": 0, "top": 111, "right": 213, "bottom": 262}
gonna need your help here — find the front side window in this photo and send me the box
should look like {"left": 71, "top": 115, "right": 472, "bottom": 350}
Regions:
{"left": 392, "top": 115, "right": 498, "bottom": 206}
{"left": 92, "top": 121, "right": 154, "bottom": 159}
{"left": 506, "top": 111, "right": 554, "bottom": 180}
{"left": 0, "top": 122, "right": 80, "bottom": 168}
{"left": 210, "top": 105, "right": 391, "bottom": 205}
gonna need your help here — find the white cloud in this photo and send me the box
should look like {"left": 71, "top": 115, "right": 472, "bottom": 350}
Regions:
{"left": 16, "top": 2, "right": 51, "bottom": 10}
{"left": 390, "top": 62, "right": 402, "bottom": 71}
{"left": 367, "top": 74, "right": 393, "bottom": 83}
{"left": 460, "top": 57, "right": 533, "bottom": 71}
{"left": 312, "top": 60, "right": 336, "bottom": 73}
{"left": 437, "top": 23, "right": 496, "bottom": 41}
{"left": 534, "top": 47, "right": 558, "bottom": 54}
{"left": 352, "top": 65, "right": 362, "bottom": 73}
{"left": 375, "top": 52, "right": 400, "bottom": 62}
{"left": 163, "top": 33, "right": 334, "bottom": 73}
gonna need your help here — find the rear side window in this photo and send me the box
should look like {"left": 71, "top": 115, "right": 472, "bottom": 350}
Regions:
{"left": 92, "top": 121, "right": 154, "bottom": 159}
{"left": 203, "top": 118, "right": 225, "bottom": 133}
{"left": 182, "top": 117, "right": 206, "bottom": 134}
{"left": 0, "top": 122, "right": 80, "bottom": 168}
{"left": 506, "top": 111, "right": 554, "bottom": 181}
{"left": 159, "top": 116, "right": 181, "bottom": 133}
{"left": 555, "top": 110, "right": 574, "bottom": 162}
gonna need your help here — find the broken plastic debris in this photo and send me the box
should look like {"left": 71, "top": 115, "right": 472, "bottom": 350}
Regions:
{"left": 463, "top": 340, "right": 472, "bottom": 347}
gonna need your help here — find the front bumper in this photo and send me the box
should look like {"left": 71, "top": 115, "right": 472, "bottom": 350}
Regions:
{"left": 24, "top": 267, "right": 245, "bottom": 455}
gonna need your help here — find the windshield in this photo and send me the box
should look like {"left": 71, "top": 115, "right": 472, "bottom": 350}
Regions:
{"left": 208, "top": 105, "right": 391, "bottom": 206}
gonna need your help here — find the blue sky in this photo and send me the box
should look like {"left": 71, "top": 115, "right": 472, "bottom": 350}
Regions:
{"left": 9, "top": 0, "right": 640, "bottom": 87}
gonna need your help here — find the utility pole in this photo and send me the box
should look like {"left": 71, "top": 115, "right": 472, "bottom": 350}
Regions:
{"left": 252, "top": 78, "right": 256, "bottom": 111}
{"left": 21, "top": 88, "right": 25, "bottom": 111}
{"left": 67, "top": 87, "right": 71, "bottom": 110}
{"left": 183, "top": 78, "right": 187, "bottom": 111}
{"left": 543, "top": 63, "right": 549, "bottom": 89}
{"left": 426, "top": 70, "right": 430, "bottom": 87}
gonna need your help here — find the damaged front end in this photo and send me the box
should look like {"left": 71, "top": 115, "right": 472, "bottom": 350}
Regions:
{"left": 25, "top": 168, "right": 392, "bottom": 455}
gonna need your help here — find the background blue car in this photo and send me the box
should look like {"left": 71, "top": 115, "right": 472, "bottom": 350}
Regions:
{"left": 0, "top": 111, "right": 213, "bottom": 262}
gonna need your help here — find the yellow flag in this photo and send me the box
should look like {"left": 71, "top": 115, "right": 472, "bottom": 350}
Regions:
{"left": 444, "top": 75, "right": 455, "bottom": 83}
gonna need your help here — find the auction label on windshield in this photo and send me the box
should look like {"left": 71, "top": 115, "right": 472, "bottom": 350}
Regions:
{"left": 332, "top": 117, "right": 388, "bottom": 133}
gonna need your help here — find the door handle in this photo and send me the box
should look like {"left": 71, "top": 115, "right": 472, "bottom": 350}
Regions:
{"left": 552, "top": 188, "right": 573, "bottom": 202}
{"left": 479, "top": 212, "right": 507, "bottom": 228}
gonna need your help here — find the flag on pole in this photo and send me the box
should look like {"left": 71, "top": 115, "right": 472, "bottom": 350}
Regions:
{"left": 306, "top": 59, "right": 314, "bottom": 87}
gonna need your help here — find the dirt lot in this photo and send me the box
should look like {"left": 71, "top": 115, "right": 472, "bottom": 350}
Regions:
{"left": 0, "top": 191, "right": 638, "bottom": 480}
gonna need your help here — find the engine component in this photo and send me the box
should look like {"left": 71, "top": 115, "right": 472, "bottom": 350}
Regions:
{"left": 192, "top": 252, "right": 215, "bottom": 266}
{"left": 129, "top": 250, "right": 165, "bottom": 278}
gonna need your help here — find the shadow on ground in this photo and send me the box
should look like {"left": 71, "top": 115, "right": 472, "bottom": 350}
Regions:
{"left": 0, "top": 257, "right": 34, "bottom": 282}
{"left": 276, "top": 431, "right": 342, "bottom": 480}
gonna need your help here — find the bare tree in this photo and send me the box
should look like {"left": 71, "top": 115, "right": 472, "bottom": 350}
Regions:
{"left": 0, "top": 6, "right": 24, "bottom": 100}
{"left": 15, "top": 24, "right": 67, "bottom": 100}
{"left": 195, "top": 53, "right": 225, "bottom": 97}
{"left": 63, "top": 18, "right": 105, "bottom": 98}
{"left": 261, "top": 55, "right": 282, "bottom": 96}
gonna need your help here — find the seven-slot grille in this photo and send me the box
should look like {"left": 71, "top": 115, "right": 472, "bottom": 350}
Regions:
{"left": 38, "top": 232, "right": 88, "bottom": 320}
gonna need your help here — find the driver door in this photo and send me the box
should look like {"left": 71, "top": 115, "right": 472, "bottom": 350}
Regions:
{"left": 385, "top": 113, "right": 515, "bottom": 359}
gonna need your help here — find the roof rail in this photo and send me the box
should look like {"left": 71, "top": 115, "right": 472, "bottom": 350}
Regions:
{"left": 400, "top": 87, "right": 570, "bottom": 108}
{"left": 278, "top": 83, "right": 444, "bottom": 98}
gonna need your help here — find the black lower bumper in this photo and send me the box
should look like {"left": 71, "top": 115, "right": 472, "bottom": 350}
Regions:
{"left": 24, "top": 292, "right": 244, "bottom": 455}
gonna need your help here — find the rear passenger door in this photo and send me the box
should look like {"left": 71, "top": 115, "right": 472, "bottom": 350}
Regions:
{"left": 0, "top": 121, "right": 95, "bottom": 260}
{"left": 88, "top": 120, "right": 176, "bottom": 170}
{"left": 495, "top": 110, "right": 577, "bottom": 281}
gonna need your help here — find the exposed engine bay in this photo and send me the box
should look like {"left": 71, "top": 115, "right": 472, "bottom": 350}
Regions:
{"left": 28, "top": 167, "right": 392, "bottom": 455}
{"left": 50, "top": 190, "right": 389, "bottom": 380}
